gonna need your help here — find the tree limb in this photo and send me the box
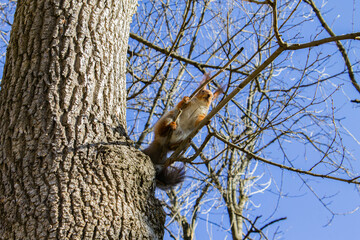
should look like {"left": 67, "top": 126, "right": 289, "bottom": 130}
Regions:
{"left": 287, "top": 32, "right": 360, "bottom": 50}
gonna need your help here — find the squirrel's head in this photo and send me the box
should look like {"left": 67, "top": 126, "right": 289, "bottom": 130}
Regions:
{"left": 194, "top": 72, "right": 224, "bottom": 106}
{"left": 195, "top": 89, "right": 214, "bottom": 107}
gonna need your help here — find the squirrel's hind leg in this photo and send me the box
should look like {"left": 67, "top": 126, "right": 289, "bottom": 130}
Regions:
{"left": 155, "top": 111, "right": 178, "bottom": 137}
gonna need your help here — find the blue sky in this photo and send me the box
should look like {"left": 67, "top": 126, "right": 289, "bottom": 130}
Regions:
{"left": 241, "top": 1, "right": 360, "bottom": 239}
{"left": 159, "top": 1, "right": 360, "bottom": 239}
{"left": 249, "top": 1, "right": 360, "bottom": 239}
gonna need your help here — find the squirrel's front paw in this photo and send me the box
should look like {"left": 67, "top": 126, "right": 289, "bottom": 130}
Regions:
{"left": 169, "top": 121, "right": 177, "bottom": 130}
{"left": 183, "top": 96, "right": 190, "bottom": 104}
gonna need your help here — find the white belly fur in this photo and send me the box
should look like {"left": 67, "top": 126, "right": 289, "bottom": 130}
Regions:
{"left": 170, "top": 99, "right": 209, "bottom": 144}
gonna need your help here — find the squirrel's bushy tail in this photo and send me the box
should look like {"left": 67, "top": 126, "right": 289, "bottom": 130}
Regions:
{"left": 155, "top": 164, "right": 185, "bottom": 190}
{"left": 142, "top": 142, "right": 185, "bottom": 190}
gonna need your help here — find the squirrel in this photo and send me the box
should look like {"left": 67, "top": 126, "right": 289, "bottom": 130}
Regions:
{"left": 143, "top": 75, "right": 223, "bottom": 190}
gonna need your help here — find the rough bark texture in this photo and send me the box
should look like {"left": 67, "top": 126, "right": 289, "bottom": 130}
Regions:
{"left": 0, "top": 0, "right": 165, "bottom": 239}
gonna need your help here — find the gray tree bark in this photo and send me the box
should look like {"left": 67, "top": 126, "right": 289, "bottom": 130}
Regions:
{"left": 0, "top": 0, "right": 165, "bottom": 239}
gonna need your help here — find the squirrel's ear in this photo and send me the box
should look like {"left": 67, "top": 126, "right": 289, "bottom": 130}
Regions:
{"left": 199, "top": 72, "right": 210, "bottom": 90}
{"left": 213, "top": 85, "right": 225, "bottom": 100}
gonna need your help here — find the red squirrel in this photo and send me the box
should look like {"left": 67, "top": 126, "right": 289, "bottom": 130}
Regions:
{"left": 143, "top": 75, "right": 223, "bottom": 190}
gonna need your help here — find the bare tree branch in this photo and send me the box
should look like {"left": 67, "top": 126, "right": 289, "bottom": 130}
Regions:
{"left": 304, "top": 0, "right": 360, "bottom": 95}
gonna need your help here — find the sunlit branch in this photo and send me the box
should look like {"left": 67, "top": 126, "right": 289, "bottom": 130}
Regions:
{"left": 287, "top": 32, "right": 360, "bottom": 50}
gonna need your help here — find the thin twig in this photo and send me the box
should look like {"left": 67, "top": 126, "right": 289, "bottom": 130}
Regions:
{"left": 129, "top": 32, "right": 248, "bottom": 75}
{"left": 304, "top": 0, "right": 360, "bottom": 94}
{"left": 213, "top": 133, "right": 360, "bottom": 185}
{"left": 189, "top": 47, "right": 244, "bottom": 100}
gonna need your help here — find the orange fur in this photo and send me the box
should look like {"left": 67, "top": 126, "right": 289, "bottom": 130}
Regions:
{"left": 176, "top": 96, "right": 190, "bottom": 109}
{"left": 155, "top": 120, "right": 171, "bottom": 137}
{"left": 155, "top": 114, "right": 177, "bottom": 137}
{"left": 195, "top": 113, "right": 206, "bottom": 126}
{"left": 169, "top": 121, "right": 177, "bottom": 130}
{"left": 213, "top": 87, "right": 223, "bottom": 100}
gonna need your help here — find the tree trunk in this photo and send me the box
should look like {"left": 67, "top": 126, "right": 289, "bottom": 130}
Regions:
{"left": 0, "top": 0, "right": 165, "bottom": 239}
